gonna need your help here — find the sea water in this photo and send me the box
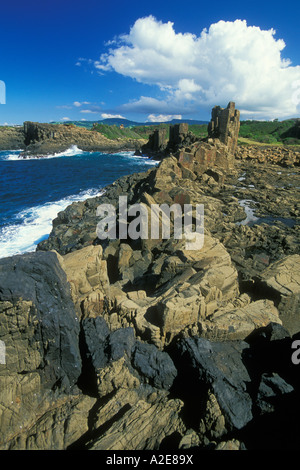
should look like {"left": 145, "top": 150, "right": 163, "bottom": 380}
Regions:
{"left": 0, "top": 147, "right": 158, "bottom": 259}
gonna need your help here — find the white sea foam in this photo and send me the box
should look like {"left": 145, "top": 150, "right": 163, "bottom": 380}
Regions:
{"left": 111, "top": 151, "right": 158, "bottom": 166}
{"left": 2, "top": 145, "right": 84, "bottom": 161}
{"left": 0, "top": 188, "right": 104, "bottom": 259}
{"left": 0, "top": 148, "right": 157, "bottom": 259}
{"left": 46, "top": 145, "right": 84, "bottom": 158}
{"left": 1, "top": 147, "right": 158, "bottom": 164}
{"left": 0, "top": 150, "right": 22, "bottom": 161}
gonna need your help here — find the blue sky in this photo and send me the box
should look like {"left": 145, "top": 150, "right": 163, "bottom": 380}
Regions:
{"left": 0, "top": 0, "right": 299, "bottom": 125}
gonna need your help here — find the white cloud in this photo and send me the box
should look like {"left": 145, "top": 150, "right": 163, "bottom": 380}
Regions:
{"left": 101, "top": 113, "right": 126, "bottom": 119}
{"left": 61, "top": 117, "right": 70, "bottom": 121}
{"left": 74, "top": 101, "right": 91, "bottom": 107}
{"left": 80, "top": 109, "right": 99, "bottom": 114}
{"left": 96, "top": 16, "right": 300, "bottom": 119}
{"left": 147, "top": 114, "right": 182, "bottom": 122}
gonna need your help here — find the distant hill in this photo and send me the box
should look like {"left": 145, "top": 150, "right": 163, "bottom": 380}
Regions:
{"left": 49, "top": 117, "right": 300, "bottom": 146}
{"left": 52, "top": 117, "right": 209, "bottom": 129}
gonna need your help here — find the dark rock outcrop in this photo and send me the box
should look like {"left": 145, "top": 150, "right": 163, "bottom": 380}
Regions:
{"left": 19, "top": 121, "right": 145, "bottom": 157}
{"left": 0, "top": 251, "right": 82, "bottom": 390}
{"left": 0, "top": 121, "right": 147, "bottom": 157}
{"left": 172, "top": 337, "right": 253, "bottom": 433}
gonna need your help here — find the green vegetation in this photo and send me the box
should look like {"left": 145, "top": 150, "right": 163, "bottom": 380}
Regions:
{"left": 238, "top": 119, "right": 299, "bottom": 145}
{"left": 92, "top": 123, "right": 148, "bottom": 140}
{"left": 50, "top": 117, "right": 300, "bottom": 147}
{"left": 189, "top": 124, "right": 208, "bottom": 139}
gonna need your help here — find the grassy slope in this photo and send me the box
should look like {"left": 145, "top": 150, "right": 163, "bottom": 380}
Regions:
{"left": 46, "top": 119, "right": 300, "bottom": 147}
{"left": 238, "top": 119, "right": 299, "bottom": 145}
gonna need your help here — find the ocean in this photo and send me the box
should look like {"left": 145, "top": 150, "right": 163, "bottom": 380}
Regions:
{"left": 0, "top": 146, "right": 158, "bottom": 259}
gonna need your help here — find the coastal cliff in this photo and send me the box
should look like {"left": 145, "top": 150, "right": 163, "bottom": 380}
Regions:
{"left": 0, "top": 121, "right": 146, "bottom": 156}
{"left": 1, "top": 103, "right": 300, "bottom": 450}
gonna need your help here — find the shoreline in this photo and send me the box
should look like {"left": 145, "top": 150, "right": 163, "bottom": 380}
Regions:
{"left": 0, "top": 149, "right": 157, "bottom": 259}
{"left": 0, "top": 121, "right": 148, "bottom": 157}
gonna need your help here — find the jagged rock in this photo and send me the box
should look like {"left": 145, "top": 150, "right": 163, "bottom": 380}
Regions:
{"left": 208, "top": 101, "right": 240, "bottom": 154}
{"left": 81, "top": 316, "right": 177, "bottom": 396}
{"left": 6, "top": 394, "right": 97, "bottom": 450}
{"left": 56, "top": 245, "right": 110, "bottom": 319}
{"left": 81, "top": 316, "right": 110, "bottom": 370}
{"left": 173, "top": 337, "right": 253, "bottom": 432}
{"left": 0, "top": 251, "right": 82, "bottom": 449}
{"left": 214, "top": 439, "right": 243, "bottom": 450}
{"left": 199, "top": 389, "right": 227, "bottom": 439}
{"left": 0, "top": 251, "right": 81, "bottom": 389}
{"left": 19, "top": 121, "right": 145, "bottom": 157}
{"left": 2, "top": 101, "right": 300, "bottom": 450}
{"left": 198, "top": 299, "right": 282, "bottom": 341}
{"left": 236, "top": 145, "right": 300, "bottom": 167}
{"left": 178, "top": 429, "right": 201, "bottom": 449}
{"left": 118, "top": 243, "right": 152, "bottom": 283}
{"left": 257, "top": 254, "right": 300, "bottom": 334}
{"left": 96, "top": 357, "right": 141, "bottom": 397}
{"left": 132, "top": 342, "right": 177, "bottom": 390}
{"left": 87, "top": 394, "right": 185, "bottom": 450}
{"left": 256, "top": 372, "right": 294, "bottom": 414}
{"left": 143, "top": 127, "right": 168, "bottom": 153}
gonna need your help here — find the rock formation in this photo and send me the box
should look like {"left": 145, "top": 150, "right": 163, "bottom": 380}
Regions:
{"left": 20, "top": 121, "right": 146, "bottom": 157}
{"left": 0, "top": 122, "right": 146, "bottom": 156}
{"left": 1, "top": 102, "right": 300, "bottom": 450}
{"left": 207, "top": 101, "right": 241, "bottom": 154}
{"left": 142, "top": 102, "right": 240, "bottom": 174}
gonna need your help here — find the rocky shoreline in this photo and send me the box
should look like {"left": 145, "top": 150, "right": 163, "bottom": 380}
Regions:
{"left": 1, "top": 103, "right": 300, "bottom": 450}
{"left": 0, "top": 121, "right": 146, "bottom": 156}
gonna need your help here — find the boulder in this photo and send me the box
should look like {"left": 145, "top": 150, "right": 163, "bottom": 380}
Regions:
{"left": 199, "top": 299, "right": 282, "bottom": 341}
{"left": 56, "top": 245, "right": 110, "bottom": 318}
{"left": 81, "top": 317, "right": 178, "bottom": 396}
{"left": 257, "top": 254, "right": 300, "bottom": 334}
{"left": 132, "top": 342, "right": 177, "bottom": 390}
{"left": 88, "top": 394, "right": 185, "bottom": 450}
{"left": 173, "top": 337, "right": 253, "bottom": 432}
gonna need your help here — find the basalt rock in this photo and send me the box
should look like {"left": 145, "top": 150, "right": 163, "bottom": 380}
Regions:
{"left": 208, "top": 101, "right": 241, "bottom": 154}
{"left": 236, "top": 145, "right": 300, "bottom": 167}
{"left": 0, "top": 251, "right": 83, "bottom": 449}
{"left": 18, "top": 121, "right": 146, "bottom": 157}
{"left": 142, "top": 102, "right": 240, "bottom": 175}
{"left": 256, "top": 254, "right": 300, "bottom": 335}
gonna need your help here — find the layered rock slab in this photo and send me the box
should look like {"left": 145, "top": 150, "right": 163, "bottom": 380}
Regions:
{"left": 257, "top": 254, "right": 300, "bottom": 334}
{"left": 0, "top": 251, "right": 82, "bottom": 449}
